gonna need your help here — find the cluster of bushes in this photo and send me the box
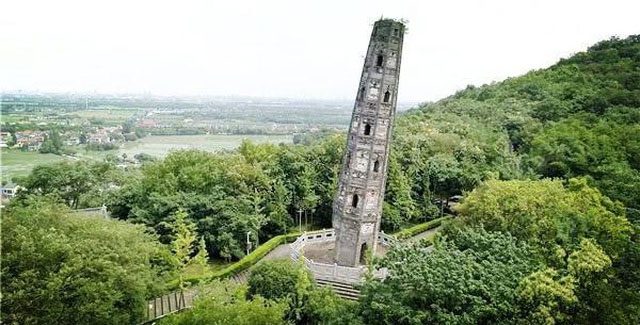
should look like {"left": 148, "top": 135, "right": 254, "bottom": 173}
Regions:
{"left": 85, "top": 142, "right": 119, "bottom": 151}
{"left": 392, "top": 215, "right": 452, "bottom": 240}
{"left": 161, "top": 280, "right": 290, "bottom": 325}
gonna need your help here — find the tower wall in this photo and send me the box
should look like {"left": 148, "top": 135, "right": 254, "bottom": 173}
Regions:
{"left": 333, "top": 19, "right": 405, "bottom": 267}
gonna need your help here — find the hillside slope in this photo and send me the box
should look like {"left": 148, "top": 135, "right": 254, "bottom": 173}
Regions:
{"left": 384, "top": 35, "right": 640, "bottom": 226}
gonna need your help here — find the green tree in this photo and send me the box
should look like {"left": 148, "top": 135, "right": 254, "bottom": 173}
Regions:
{"left": 247, "top": 259, "right": 302, "bottom": 301}
{"left": 246, "top": 259, "right": 322, "bottom": 324}
{"left": 17, "top": 161, "right": 120, "bottom": 209}
{"left": 382, "top": 152, "right": 416, "bottom": 230}
{"left": 455, "top": 178, "right": 639, "bottom": 323}
{"left": 360, "top": 228, "right": 541, "bottom": 324}
{"left": 192, "top": 236, "right": 209, "bottom": 267}
{"left": 455, "top": 178, "right": 631, "bottom": 261}
{"left": 516, "top": 268, "right": 577, "bottom": 324}
{"left": 39, "top": 129, "right": 64, "bottom": 154}
{"left": 306, "top": 288, "right": 363, "bottom": 325}
{"left": 216, "top": 231, "right": 241, "bottom": 263}
{"left": 1, "top": 199, "right": 174, "bottom": 324}
{"left": 171, "top": 210, "right": 196, "bottom": 279}
{"left": 160, "top": 280, "right": 287, "bottom": 325}
{"left": 288, "top": 257, "right": 314, "bottom": 323}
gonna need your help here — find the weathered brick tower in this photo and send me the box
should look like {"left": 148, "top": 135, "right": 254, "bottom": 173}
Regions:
{"left": 333, "top": 19, "right": 405, "bottom": 267}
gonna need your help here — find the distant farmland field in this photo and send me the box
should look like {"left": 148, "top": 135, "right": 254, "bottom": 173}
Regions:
{"left": 1, "top": 135, "right": 292, "bottom": 182}
{"left": 72, "top": 108, "right": 139, "bottom": 120}
{"left": 118, "top": 134, "right": 293, "bottom": 158}
{"left": 1, "top": 150, "right": 69, "bottom": 182}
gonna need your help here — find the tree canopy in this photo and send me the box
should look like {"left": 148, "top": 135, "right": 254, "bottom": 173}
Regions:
{"left": 1, "top": 199, "right": 175, "bottom": 324}
{"left": 361, "top": 178, "right": 638, "bottom": 324}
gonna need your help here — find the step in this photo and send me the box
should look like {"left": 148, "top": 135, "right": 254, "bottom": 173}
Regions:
{"left": 316, "top": 281, "right": 361, "bottom": 294}
{"left": 319, "top": 286, "right": 361, "bottom": 297}
{"left": 315, "top": 279, "right": 361, "bottom": 300}
{"left": 315, "top": 278, "right": 360, "bottom": 289}
{"left": 318, "top": 287, "right": 360, "bottom": 300}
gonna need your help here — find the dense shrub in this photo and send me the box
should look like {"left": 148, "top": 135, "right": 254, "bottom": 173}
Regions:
{"left": 1, "top": 199, "right": 174, "bottom": 324}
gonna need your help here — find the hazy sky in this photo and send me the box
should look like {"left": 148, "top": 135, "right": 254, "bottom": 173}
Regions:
{"left": 1, "top": 0, "right": 638, "bottom": 102}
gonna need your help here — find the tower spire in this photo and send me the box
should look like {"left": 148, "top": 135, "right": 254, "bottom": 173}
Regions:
{"left": 332, "top": 19, "right": 405, "bottom": 267}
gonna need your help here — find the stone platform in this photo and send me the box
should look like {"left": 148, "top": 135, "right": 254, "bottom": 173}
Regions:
{"left": 289, "top": 229, "right": 394, "bottom": 284}
{"left": 302, "top": 240, "right": 388, "bottom": 264}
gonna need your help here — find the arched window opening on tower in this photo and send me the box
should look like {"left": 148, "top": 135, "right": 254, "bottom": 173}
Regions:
{"left": 352, "top": 194, "right": 359, "bottom": 208}
{"left": 376, "top": 55, "right": 384, "bottom": 67}
{"left": 393, "top": 28, "right": 399, "bottom": 36}
{"left": 346, "top": 152, "right": 351, "bottom": 167}
{"left": 358, "top": 87, "right": 365, "bottom": 100}
{"left": 364, "top": 123, "right": 371, "bottom": 135}
{"left": 359, "top": 242, "right": 368, "bottom": 264}
{"left": 373, "top": 160, "right": 380, "bottom": 172}
{"left": 383, "top": 90, "right": 391, "bottom": 103}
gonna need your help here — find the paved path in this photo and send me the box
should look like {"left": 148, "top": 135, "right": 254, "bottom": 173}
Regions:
{"left": 229, "top": 240, "right": 296, "bottom": 284}
{"left": 406, "top": 226, "right": 440, "bottom": 243}
{"left": 144, "top": 226, "right": 441, "bottom": 323}
{"left": 263, "top": 242, "right": 294, "bottom": 260}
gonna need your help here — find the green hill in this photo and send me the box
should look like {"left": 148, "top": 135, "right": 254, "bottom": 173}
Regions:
{"left": 385, "top": 35, "right": 640, "bottom": 227}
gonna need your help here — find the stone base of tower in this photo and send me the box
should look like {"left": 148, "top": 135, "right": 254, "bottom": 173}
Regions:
{"left": 334, "top": 220, "right": 379, "bottom": 267}
{"left": 301, "top": 236, "right": 389, "bottom": 264}
{"left": 289, "top": 228, "right": 392, "bottom": 285}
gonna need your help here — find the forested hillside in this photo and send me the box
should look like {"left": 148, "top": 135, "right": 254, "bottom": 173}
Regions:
{"left": 3, "top": 35, "right": 638, "bottom": 324}
{"left": 389, "top": 34, "right": 640, "bottom": 220}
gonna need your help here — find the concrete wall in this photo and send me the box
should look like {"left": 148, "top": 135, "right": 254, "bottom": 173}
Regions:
{"left": 332, "top": 19, "right": 405, "bottom": 267}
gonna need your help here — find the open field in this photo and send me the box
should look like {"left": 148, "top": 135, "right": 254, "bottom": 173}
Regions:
{"left": 1, "top": 134, "right": 292, "bottom": 182}
{"left": 1, "top": 150, "right": 70, "bottom": 182}
{"left": 71, "top": 108, "right": 139, "bottom": 121}
{"left": 117, "top": 134, "right": 293, "bottom": 158}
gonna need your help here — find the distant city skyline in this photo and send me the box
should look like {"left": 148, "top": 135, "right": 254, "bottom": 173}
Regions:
{"left": 1, "top": 0, "right": 638, "bottom": 102}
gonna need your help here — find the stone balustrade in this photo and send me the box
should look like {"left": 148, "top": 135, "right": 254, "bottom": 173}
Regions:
{"left": 289, "top": 228, "right": 393, "bottom": 284}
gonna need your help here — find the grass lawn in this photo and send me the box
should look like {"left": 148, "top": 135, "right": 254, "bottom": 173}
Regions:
{"left": 0, "top": 149, "right": 70, "bottom": 183}
{"left": 118, "top": 134, "right": 292, "bottom": 158}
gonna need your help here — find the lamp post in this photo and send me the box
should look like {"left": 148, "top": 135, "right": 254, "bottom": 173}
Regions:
{"left": 246, "top": 231, "right": 252, "bottom": 256}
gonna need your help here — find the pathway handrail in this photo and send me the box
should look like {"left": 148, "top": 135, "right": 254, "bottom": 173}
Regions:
{"left": 146, "top": 216, "right": 453, "bottom": 322}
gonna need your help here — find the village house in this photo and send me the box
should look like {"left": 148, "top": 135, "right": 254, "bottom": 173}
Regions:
{"left": 0, "top": 132, "right": 11, "bottom": 148}
{"left": 86, "top": 126, "right": 124, "bottom": 144}
{"left": 1, "top": 182, "right": 21, "bottom": 199}
{"left": 15, "top": 131, "right": 46, "bottom": 151}
{"left": 87, "top": 131, "right": 111, "bottom": 144}
{"left": 138, "top": 119, "right": 158, "bottom": 128}
{"left": 61, "top": 131, "right": 80, "bottom": 146}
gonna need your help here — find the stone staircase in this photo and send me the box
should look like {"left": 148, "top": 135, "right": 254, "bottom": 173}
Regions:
{"left": 230, "top": 270, "right": 249, "bottom": 284}
{"left": 315, "top": 278, "right": 361, "bottom": 301}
